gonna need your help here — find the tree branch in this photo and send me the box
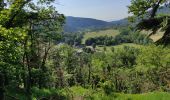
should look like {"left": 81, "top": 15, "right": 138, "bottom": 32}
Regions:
{"left": 150, "top": 0, "right": 163, "bottom": 18}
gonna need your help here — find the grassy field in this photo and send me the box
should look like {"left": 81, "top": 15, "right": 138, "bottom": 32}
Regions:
{"left": 82, "top": 29, "right": 120, "bottom": 44}
{"left": 82, "top": 29, "right": 163, "bottom": 45}
{"left": 141, "top": 30, "right": 163, "bottom": 42}
{"left": 115, "top": 92, "right": 170, "bottom": 100}
{"left": 86, "top": 92, "right": 170, "bottom": 100}
{"left": 150, "top": 33, "right": 163, "bottom": 42}
{"left": 69, "top": 86, "right": 170, "bottom": 100}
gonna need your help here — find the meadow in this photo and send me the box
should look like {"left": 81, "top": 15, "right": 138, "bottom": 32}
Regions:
{"left": 82, "top": 29, "right": 120, "bottom": 44}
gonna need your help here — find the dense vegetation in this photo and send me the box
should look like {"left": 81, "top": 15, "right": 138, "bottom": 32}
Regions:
{"left": 61, "top": 32, "right": 84, "bottom": 46}
{"left": 0, "top": 0, "right": 65, "bottom": 99}
{"left": 0, "top": 0, "right": 170, "bottom": 100}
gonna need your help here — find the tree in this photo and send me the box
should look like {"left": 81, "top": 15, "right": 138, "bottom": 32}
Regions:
{"left": 128, "top": 0, "right": 170, "bottom": 45}
{"left": 0, "top": 0, "right": 65, "bottom": 99}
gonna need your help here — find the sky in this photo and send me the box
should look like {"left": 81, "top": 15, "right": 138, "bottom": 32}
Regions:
{"left": 55, "top": 0, "right": 131, "bottom": 21}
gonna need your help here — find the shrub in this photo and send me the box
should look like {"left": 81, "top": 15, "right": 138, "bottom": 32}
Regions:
{"left": 101, "top": 81, "right": 115, "bottom": 95}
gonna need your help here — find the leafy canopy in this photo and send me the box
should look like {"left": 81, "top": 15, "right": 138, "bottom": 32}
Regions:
{"left": 128, "top": 0, "right": 170, "bottom": 45}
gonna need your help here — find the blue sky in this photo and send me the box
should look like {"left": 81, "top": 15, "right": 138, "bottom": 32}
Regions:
{"left": 55, "top": 0, "right": 131, "bottom": 21}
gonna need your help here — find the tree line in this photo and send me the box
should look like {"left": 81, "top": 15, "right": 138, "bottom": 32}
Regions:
{"left": 85, "top": 28, "right": 153, "bottom": 46}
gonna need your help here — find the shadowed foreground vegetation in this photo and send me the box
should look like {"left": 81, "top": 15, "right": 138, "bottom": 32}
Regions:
{"left": 4, "top": 44, "right": 170, "bottom": 100}
{"left": 5, "top": 86, "right": 170, "bottom": 100}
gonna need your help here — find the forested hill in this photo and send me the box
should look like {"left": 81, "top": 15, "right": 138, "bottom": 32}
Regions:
{"left": 111, "top": 18, "right": 128, "bottom": 26}
{"left": 64, "top": 16, "right": 128, "bottom": 32}
{"left": 157, "top": 5, "right": 170, "bottom": 14}
{"left": 64, "top": 6, "right": 170, "bottom": 33}
{"left": 64, "top": 16, "right": 112, "bottom": 32}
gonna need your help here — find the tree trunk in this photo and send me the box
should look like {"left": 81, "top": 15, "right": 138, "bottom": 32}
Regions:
{"left": 26, "top": 50, "right": 32, "bottom": 95}
{"left": 88, "top": 64, "right": 91, "bottom": 84}
{"left": 150, "top": 0, "right": 163, "bottom": 18}
{"left": 23, "top": 37, "right": 32, "bottom": 97}
{"left": 0, "top": 73, "right": 5, "bottom": 100}
{"left": 39, "top": 45, "right": 51, "bottom": 88}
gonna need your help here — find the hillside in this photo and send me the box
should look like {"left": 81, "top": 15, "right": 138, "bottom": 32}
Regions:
{"left": 157, "top": 5, "right": 170, "bottom": 14}
{"left": 64, "top": 5, "right": 170, "bottom": 33}
{"left": 64, "top": 16, "right": 128, "bottom": 32}
{"left": 64, "top": 16, "right": 112, "bottom": 32}
{"left": 111, "top": 18, "right": 129, "bottom": 26}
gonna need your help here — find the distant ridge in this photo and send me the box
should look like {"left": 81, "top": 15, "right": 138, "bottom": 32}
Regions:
{"left": 111, "top": 18, "right": 129, "bottom": 26}
{"left": 64, "top": 16, "right": 128, "bottom": 32}
{"left": 63, "top": 5, "right": 170, "bottom": 33}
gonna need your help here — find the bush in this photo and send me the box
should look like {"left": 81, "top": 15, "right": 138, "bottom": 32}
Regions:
{"left": 101, "top": 81, "right": 115, "bottom": 95}
{"left": 31, "top": 87, "right": 67, "bottom": 100}
{"left": 111, "top": 46, "right": 139, "bottom": 68}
